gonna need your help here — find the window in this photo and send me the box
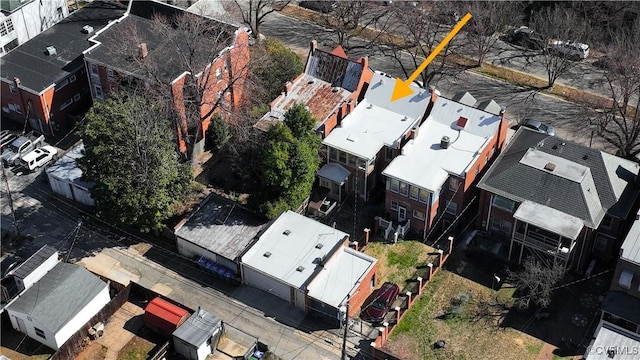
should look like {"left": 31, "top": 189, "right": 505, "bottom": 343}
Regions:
{"left": 445, "top": 201, "right": 457, "bottom": 215}
{"left": 410, "top": 186, "right": 419, "bottom": 200}
{"left": 601, "top": 215, "right": 613, "bottom": 230}
{"left": 619, "top": 270, "right": 634, "bottom": 289}
{"left": 90, "top": 63, "right": 98, "bottom": 76}
{"left": 55, "top": 79, "right": 69, "bottom": 92}
{"left": 6, "top": 19, "right": 13, "bottom": 33}
{"left": 93, "top": 84, "right": 103, "bottom": 100}
{"left": 59, "top": 98, "right": 74, "bottom": 111}
{"left": 390, "top": 179, "right": 399, "bottom": 193}
{"left": 107, "top": 69, "right": 115, "bottom": 80}
{"left": 74, "top": 93, "right": 81, "bottom": 101}
{"left": 390, "top": 200, "right": 398, "bottom": 211}
{"left": 329, "top": 147, "right": 338, "bottom": 161}
{"left": 57, "top": 7, "right": 63, "bottom": 17}
{"left": 347, "top": 154, "right": 357, "bottom": 167}
{"left": 0, "top": 23, "right": 7, "bottom": 37}
{"left": 492, "top": 195, "right": 515, "bottom": 212}
{"left": 8, "top": 103, "right": 21, "bottom": 114}
{"left": 419, "top": 189, "right": 429, "bottom": 204}
{"left": 449, "top": 178, "right": 460, "bottom": 191}
{"left": 34, "top": 327, "right": 46, "bottom": 339}
{"left": 338, "top": 151, "right": 346, "bottom": 164}
{"left": 216, "top": 68, "right": 222, "bottom": 81}
{"left": 413, "top": 209, "right": 425, "bottom": 220}
{"left": 491, "top": 218, "right": 513, "bottom": 234}
{"left": 69, "top": 74, "right": 77, "bottom": 83}
{"left": 385, "top": 147, "right": 394, "bottom": 160}
{"left": 399, "top": 182, "right": 408, "bottom": 196}
{"left": 593, "top": 235, "right": 609, "bottom": 252}
{"left": 9, "top": 84, "right": 16, "bottom": 94}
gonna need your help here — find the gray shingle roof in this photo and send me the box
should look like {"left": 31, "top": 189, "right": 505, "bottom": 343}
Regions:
{"left": 174, "top": 194, "right": 267, "bottom": 262}
{"left": 7, "top": 262, "right": 108, "bottom": 333}
{"left": 478, "top": 127, "right": 640, "bottom": 228}
{"left": 172, "top": 308, "right": 221, "bottom": 346}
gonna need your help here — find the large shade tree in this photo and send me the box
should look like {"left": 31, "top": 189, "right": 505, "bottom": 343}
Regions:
{"left": 79, "top": 93, "right": 191, "bottom": 231}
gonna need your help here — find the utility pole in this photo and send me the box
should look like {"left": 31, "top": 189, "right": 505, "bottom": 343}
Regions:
{"left": 1, "top": 162, "right": 20, "bottom": 237}
{"left": 341, "top": 296, "right": 350, "bottom": 360}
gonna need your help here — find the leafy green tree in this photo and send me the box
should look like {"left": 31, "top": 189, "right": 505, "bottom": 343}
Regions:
{"left": 252, "top": 38, "right": 304, "bottom": 104}
{"left": 79, "top": 93, "right": 191, "bottom": 231}
{"left": 207, "top": 114, "right": 230, "bottom": 151}
{"left": 254, "top": 105, "right": 320, "bottom": 219}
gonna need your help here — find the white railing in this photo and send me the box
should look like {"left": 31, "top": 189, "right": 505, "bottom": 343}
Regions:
{"left": 396, "top": 220, "right": 410, "bottom": 239}
{"left": 376, "top": 216, "right": 395, "bottom": 240}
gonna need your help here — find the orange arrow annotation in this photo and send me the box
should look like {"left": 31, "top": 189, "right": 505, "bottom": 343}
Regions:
{"left": 390, "top": 12, "right": 473, "bottom": 102}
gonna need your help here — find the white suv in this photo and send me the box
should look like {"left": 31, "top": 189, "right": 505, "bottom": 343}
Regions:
{"left": 19, "top": 145, "right": 58, "bottom": 171}
{"left": 548, "top": 40, "right": 590, "bottom": 60}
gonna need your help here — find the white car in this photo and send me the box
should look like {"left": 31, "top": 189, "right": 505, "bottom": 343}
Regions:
{"left": 548, "top": 40, "right": 590, "bottom": 60}
{"left": 19, "top": 145, "right": 58, "bottom": 171}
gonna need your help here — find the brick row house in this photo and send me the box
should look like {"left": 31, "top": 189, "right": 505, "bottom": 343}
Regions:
{"left": 381, "top": 91, "right": 509, "bottom": 240}
{"left": 320, "top": 71, "right": 431, "bottom": 203}
{"left": 0, "top": 1, "right": 126, "bottom": 135}
{"left": 82, "top": 0, "right": 250, "bottom": 157}
{"left": 476, "top": 127, "right": 640, "bottom": 271}
{"left": 586, "top": 209, "right": 640, "bottom": 359}
{"left": 255, "top": 40, "right": 373, "bottom": 138}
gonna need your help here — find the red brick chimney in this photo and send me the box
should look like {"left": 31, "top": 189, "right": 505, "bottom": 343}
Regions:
{"left": 429, "top": 85, "right": 439, "bottom": 104}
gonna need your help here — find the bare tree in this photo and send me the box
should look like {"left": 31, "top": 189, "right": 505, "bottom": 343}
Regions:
{"left": 228, "top": 0, "right": 291, "bottom": 39}
{"left": 506, "top": 257, "right": 564, "bottom": 310}
{"left": 589, "top": 20, "right": 640, "bottom": 159}
{"left": 461, "top": 1, "right": 523, "bottom": 67}
{"left": 378, "top": 2, "right": 466, "bottom": 87}
{"left": 316, "top": 0, "right": 393, "bottom": 51}
{"left": 529, "top": 4, "right": 591, "bottom": 88}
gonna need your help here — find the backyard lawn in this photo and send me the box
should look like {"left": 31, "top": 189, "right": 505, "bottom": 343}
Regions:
{"left": 364, "top": 240, "right": 437, "bottom": 286}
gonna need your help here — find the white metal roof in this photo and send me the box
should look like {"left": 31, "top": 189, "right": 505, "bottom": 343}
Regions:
{"left": 382, "top": 115, "right": 490, "bottom": 192}
{"left": 317, "top": 163, "right": 350, "bottom": 185}
{"left": 428, "top": 96, "right": 502, "bottom": 139}
{"left": 513, "top": 200, "right": 584, "bottom": 240}
{"left": 586, "top": 323, "right": 640, "bottom": 360}
{"left": 621, "top": 209, "right": 640, "bottom": 265}
{"left": 307, "top": 247, "right": 377, "bottom": 308}
{"left": 321, "top": 71, "right": 429, "bottom": 161}
{"left": 241, "top": 211, "right": 349, "bottom": 289}
{"left": 45, "top": 143, "right": 94, "bottom": 189}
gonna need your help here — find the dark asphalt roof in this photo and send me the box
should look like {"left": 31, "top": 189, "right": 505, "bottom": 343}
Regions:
{"left": 478, "top": 127, "right": 640, "bottom": 227}
{"left": 172, "top": 308, "right": 221, "bottom": 347}
{"left": 0, "top": 1, "right": 127, "bottom": 93}
{"left": 174, "top": 193, "right": 267, "bottom": 262}
{"left": 6, "top": 262, "right": 108, "bottom": 333}
{"left": 84, "top": 2, "right": 237, "bottom": 84}
{"left": 9, "top": 245, "right": 57, "bottom": 280}
{"left": 602, "top": 291, "right": 640, "bottom": 325}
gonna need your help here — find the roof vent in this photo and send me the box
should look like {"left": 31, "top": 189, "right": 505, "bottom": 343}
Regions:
{"left": 401, "top": 116, "right": 408, "bottom": 122}
{"left": 46, "top": 46, "right": 57, "bottom": 56}
{"left": 82, "top": 25, "right": 94, "bottom": 34}
{"left": 263, "top": 251, "right": 272, "bottom": 258}
{"left": 544, "top": 162, "right": 556, "bottom": 171}
{"left": 296, "top": 266, "right": 305, "bottom": 272}
{"left": 456, "top": 116, "right": 468, "bottom": 128}
{"left": 440, "top": 136, "right": 450, "bottom": 149}
{"left": 582, "top": 154, "right": 589, "bottom": 160}
{"left": 307, "top": 80, "right": 315, "bottom": 85}
{"left": 283, "top": 230, "right": 291, "bottom": 236}
{"left": 315, "top": 243, "right": 324, "bottom": 249}
{"left": 332, "top": 87, "right": 339, "bottom": 93}
{"left": 367, "top": 103, "right": 373, "bottom": 109}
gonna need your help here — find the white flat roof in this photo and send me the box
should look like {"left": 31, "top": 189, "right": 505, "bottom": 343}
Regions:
{"left": 322, "top": 71, "right": 429, "bottom": 161}
{"left": 241, "top": 211, "right": 349, "bottom": 289}
{"left": 621, "top": 209, "right": 640, "bottom": 265}
{"left": 513, "top": 200, "right": 584, "bottom": 240}
{"left": 307, "top": 247, "right": 377, "bottom": 308}
{"left": 317, "top": 163, "right": 350, "bottom": 185}
{"left": 520, "top": 148, "right": 590, "bottom": 183}
{"left": 382, "top": 115, "right": 490, "bottom": 192}
{"left": 586, "top": 323, "right": 640, "bottom": 360}
{"left": 428, "top": 96, "right": 502, "bottom": 139}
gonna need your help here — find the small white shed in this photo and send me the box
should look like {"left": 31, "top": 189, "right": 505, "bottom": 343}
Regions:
{"left": 172, "top": 308, "right": 222, "bottom": 360}
{"left": 46, "top": 143, "right": 95, "bottom": 207}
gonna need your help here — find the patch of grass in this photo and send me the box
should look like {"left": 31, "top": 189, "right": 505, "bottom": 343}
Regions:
{"left": 364, "top": 241, "right": 436, "bottom": 286}
{"left": 526, "top": 342, "right": 543, "bottom": 355}
{"left": 117, "top": 337, "right": 155, "bottom": 360}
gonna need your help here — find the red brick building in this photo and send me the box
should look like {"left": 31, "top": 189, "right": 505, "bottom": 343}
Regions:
{"left": 0, "top": 1, "right": 126, "bottom": 135}
{"left": 82, "top": 1, "right": 250, "bottom": 157}
{"left": 476, "top": 127, "right": 640, "bottom": 271}
{"left": 255, "top": 40, "right": 373, "bottom": 138}
{"left": 380, "top": 90, "right": 509, "bottom": 240}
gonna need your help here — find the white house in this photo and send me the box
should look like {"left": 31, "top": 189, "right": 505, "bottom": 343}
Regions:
{"left": 173, "top": 308, "right": 223, "bottom": 360}
{"left": 1, "top": 0, "right": 69, "bottom": 56}
{"left": 240, "top": 211, "right": 378, "bottom": 318}
{"left": 46, "top": 143, "right": 95, "bottom": 207}
{"left": 6, "top": 262, "right": 110, "bottom": 350}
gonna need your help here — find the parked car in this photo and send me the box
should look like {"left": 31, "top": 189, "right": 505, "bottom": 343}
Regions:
{"left": 365, "top": 282, "right": 400, "bottom": 322}
{"left": 521, "top": 118, "right": 555, "bottom": 136}
{"left": 1, "top": 132, "right": 45, "bottom": 166}
{"left": 548, "top": 40, "right": 589, "bottom": 60}
{"left": 19, "top": 145, "right": 58, "bottom": 171}
{"left": 505, "top": 26, "right": 546, "bottom": 50}
{"left": 0, "top": 130, "right": 17, "bottom": 151}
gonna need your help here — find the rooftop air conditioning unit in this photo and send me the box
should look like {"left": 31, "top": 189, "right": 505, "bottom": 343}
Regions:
{"left": 46, "top": 46, "right": 57, "bottom": 56}
{"left": 82, "top": 25, "right": 94, "bottom": 34}
{"left": 440, "top": 136, "right": 450, "bottom": 149}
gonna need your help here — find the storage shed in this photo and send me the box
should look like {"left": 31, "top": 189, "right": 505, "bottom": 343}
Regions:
{"left": 173, "top": 308, "right": 222, "bottom": 360}
{"left": 46, "top": 143, "right": 95, "bottom": 207}
{"left": 144, "top": 297, "right": 190, "bottom": 338}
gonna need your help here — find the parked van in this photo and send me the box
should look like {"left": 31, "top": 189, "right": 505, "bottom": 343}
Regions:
{"left": 548, "top": 40, "right": 590, "bottom": 60}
